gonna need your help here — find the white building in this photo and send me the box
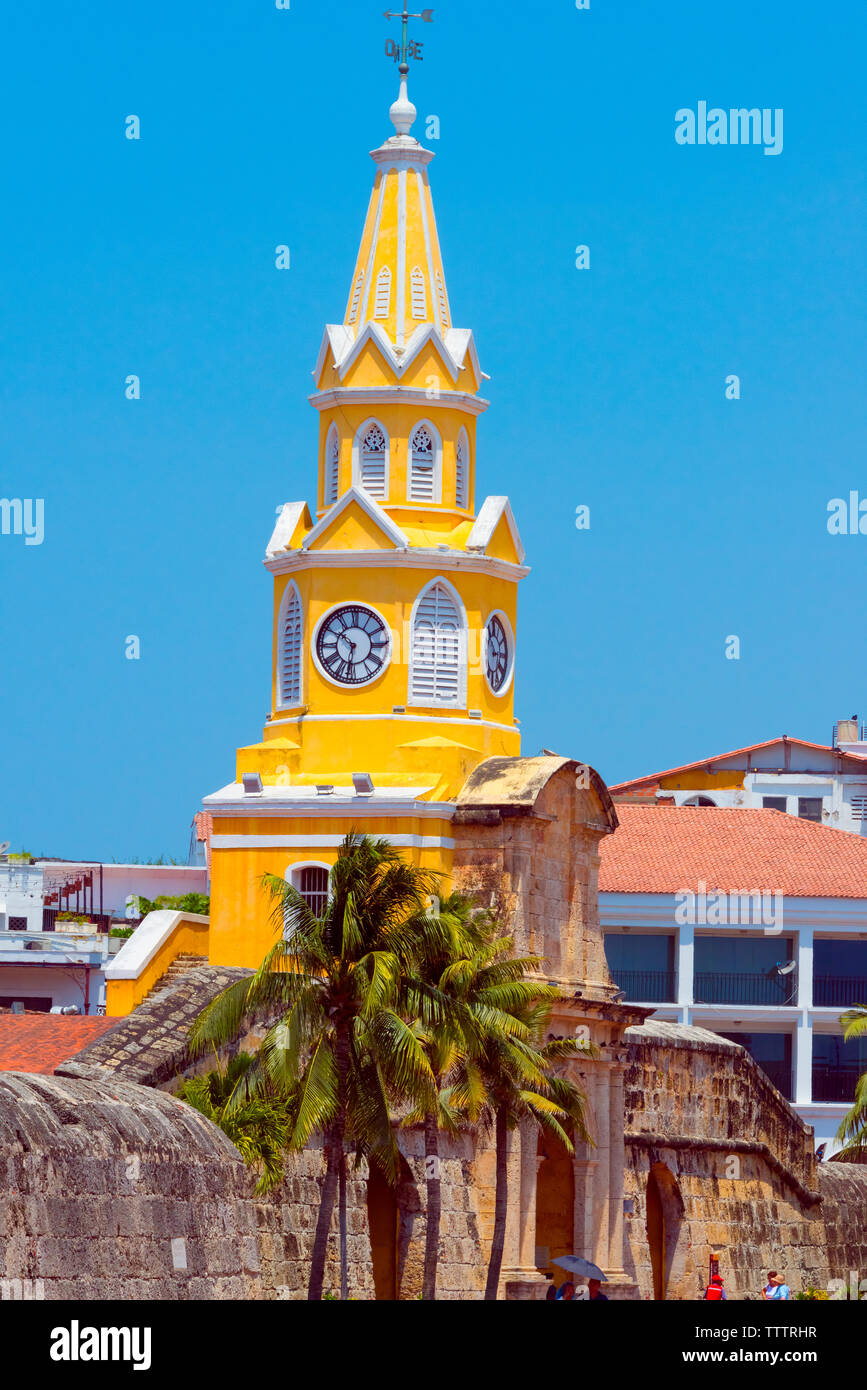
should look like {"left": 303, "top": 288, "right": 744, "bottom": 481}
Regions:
{"left": 0, "top": 857, "right": 208, "bottom": 1015}
{"left": 611, "top": 725, "right": 867, "bottom": 836}
{"left": 599, "top": 805, "right": 867, "bottom": 1155}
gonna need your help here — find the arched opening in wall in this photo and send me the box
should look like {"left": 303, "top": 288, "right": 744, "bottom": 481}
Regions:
{"left": 367, "top": 1162, "right": 398, "bottom": 1300}
{"left": 646, "top": 1161, "right": 686, "bottom": 1301}
{"left": 535, "top": 1133, "right": 575, "bottom": 1288}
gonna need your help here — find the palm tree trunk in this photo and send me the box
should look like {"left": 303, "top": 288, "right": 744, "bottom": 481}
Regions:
{"left": 338, "top": 1145, "right": 348, "bottom": 1301}
{"left": 484, "top": 1107, "right": 509, "bottom": 1300}
{"left": 309, "top": 1024, "right": 350, "bottom": 1301}
{"left": 308, "top": 1129, "right": 340, "bottom": 1300}
{"left": 335, "top": 1022, "right": 350, "bottom": 1300}
{"left": 422, "top": 1109, "right": 441, "bottom": 1300}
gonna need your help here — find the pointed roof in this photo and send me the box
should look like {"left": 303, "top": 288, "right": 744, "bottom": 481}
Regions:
{"left": 610, "top": 736, "right": 867, "bottom": 792}
{"left": 301, "top": 487, "right": 409, "bottom": 553}
{"left": 314, "top": 73, "right": 481, "bottom": 387}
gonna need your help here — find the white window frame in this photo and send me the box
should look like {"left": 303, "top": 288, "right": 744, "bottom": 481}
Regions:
{"left": 276, "top": 579, "right": 303, "bottom": 710}
{"left": 407, "top": 419, "right": 442, "bottom": 505}
{"left": 352, "top": 418, "right": 390, "bottom": 501}
{"left": 284, "top": 860, "right": 332, "bottom": 934}
{"left": 324, "top": 423, "right": 340, "bottom": 506}
{"left": 455, "top": 426, "right": 470, "bottom": 510}
{"left": 408, "top": 576, "right": 468, "bottom": 710}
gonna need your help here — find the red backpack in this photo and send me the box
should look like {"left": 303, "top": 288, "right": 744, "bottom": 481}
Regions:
{"left": 705, "top": 1279, "right": 725, "bottom": 1300}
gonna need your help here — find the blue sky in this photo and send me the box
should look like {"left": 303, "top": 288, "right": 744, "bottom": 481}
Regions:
{"left": 1, "top": 0, "right": 864, "bottom": 860}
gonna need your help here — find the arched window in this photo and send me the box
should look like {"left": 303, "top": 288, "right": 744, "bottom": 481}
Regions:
{"left": 294, "top": 865, "right": 329, "bottom": 914}
{"left": 409, "top": 579, "right": 466, "bottom": 708}
{"left": 277, "top": 581, "right": 302, "bottom": 709}
{"left": 410, "top": 266, "right": 427, "bottom": 320}
{"left": 324, "top": 425, "right": 339, "bottom": 506}
{"left": 355, "top": 421, "right": 388, "bottom": 500}
{"left": 455, "top": 428, "right": 469, "bottom": 509}
{"left": 374, "top": 266, "right": 392, "bottom": 319}
{"left": 408, "top": 422, "right": 441, "bottom": 503}
{"left": 284, "top": 862, "right": 331, "bottom": 937}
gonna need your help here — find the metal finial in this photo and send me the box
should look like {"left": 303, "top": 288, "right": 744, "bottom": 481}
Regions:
{"left": 383, "top": 7, "right": 434, "bottom": 136}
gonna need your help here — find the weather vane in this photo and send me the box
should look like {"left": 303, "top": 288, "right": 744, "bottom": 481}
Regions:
{"left": 383, "top": 6, "right": 434, "bottom": 74}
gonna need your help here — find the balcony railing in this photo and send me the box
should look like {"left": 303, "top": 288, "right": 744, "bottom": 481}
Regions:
{"left": 0, "top": 931, "right": 112, "bottom": 959}
{"left": 754, "top": 1060, "right": 793, "bottom": 1100}
{"left": 694, "top": 971, "right": 796, "bottom": 1006}
{"left": 814, "top": 976, "right": 867, "bottom": 1008}
{"left": 812, "top": 1066, "right": 864, "bottom": 1104}
{"left": 609, "top": 968, "right": 676, "bottom": 1003}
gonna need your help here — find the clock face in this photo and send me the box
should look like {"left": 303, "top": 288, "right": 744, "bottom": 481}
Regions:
{"left": 485, "top": 614, "right": 511, "bottom": 694}
{"left": 315, "top": 604, "right": 391, "bottom": 686}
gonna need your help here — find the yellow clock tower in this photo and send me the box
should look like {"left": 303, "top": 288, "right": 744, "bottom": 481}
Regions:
{"left": 204, "top": 63, "right": 528, "bottom": 967}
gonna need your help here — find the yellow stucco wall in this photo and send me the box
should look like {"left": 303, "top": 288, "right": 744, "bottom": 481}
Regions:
{"left": 106, "top": 913, "right": 211, "bottom": 1017}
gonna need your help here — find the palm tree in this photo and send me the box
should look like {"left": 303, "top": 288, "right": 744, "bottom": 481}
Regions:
{"left": 834, "top": 1004, "right": 867, "bottom": 1161}
{"left": 400, "top": 892, "right": 494, "bottom": 1300}
{"left": 450, "top": 980, "right": 595, "bottom": 1300}
{"left": 189, "top": 832, "right": 443, "bottom": 1300}
{"left": 176, "top": 1052, "right": 294, "bottom": 1193}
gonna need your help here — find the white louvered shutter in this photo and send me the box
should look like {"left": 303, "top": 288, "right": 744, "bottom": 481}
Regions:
{"left": 360, "top": 423, "right": 387, "bottom": 499}
{"left": 410, "top": 266, "right": 427, "bottom": 320}
{"left": 280, "top": 587, "right": 302, "bottom": 707}
{"left": 374, "top": 266, "right": 391, "bottom": 319}
{"left": 348, "top": 271, "right": 364, "bottom": 324}
{"left": 435, "top": 271, "right": 448, "bottom": 327}
{"left": 411, "top": 583, "right": 463, "bottom": 706}
{"left": 325, "top": 429, "right": 339, "bottom": 505}
{"left": 409, "top": 425, "right": 435, "bottom": 502}
{"left": 455, "top": 434, "right": 468, "bottom": 508}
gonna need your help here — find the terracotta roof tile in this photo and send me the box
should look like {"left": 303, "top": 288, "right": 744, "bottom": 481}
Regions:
{"left": 0, "top": 1015, "right": 119, "bottom": 1075}
{"left": 599, "top": 806, "right": 867, "bottom": 898}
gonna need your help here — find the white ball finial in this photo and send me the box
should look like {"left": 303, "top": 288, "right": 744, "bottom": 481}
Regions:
{"left": 389, "top": 76, "right": 416, "bottom": 136}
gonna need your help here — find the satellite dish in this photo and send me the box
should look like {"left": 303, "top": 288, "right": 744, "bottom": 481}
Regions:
{"left": 0, "top": 842, "right": 10, "bottom": 855}
{"left": 775, "top": 960, "right": 797, "bottom": 976}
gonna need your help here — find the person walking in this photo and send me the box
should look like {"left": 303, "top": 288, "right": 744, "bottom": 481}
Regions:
{"left": 704, "top": 1274, "right": 727, "bottom": 1300}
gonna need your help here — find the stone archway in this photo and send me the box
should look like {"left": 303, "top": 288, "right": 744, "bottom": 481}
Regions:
{"left": 536, "top": 1133, "right": 575, "bottom": 1287}
{"left": 646, "top": 1161, "right": 687, "bottom": 1300}
{"left": 367, "top": 1162, "right": 399, "bottom": 1300}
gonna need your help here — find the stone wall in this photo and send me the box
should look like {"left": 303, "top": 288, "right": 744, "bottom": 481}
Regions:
{"left": 0, "top": 1069, "right": 489, "bottom": 1301}
{"left": 623, "top": 1022, "right": 867, "bottom": 1300}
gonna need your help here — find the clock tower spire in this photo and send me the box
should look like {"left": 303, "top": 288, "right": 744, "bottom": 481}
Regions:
{"left": 204, "top": 39, "right": 529, "bottom": 968}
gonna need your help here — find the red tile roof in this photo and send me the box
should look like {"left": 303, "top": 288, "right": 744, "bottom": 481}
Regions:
{"left": 599, "top": 805, "right": 867, "bottom": 898}
{"left": 610, "top": 736, "right": 867, "bottom": 792}
{"left": 0, "top": 1015, "right": 119, "bottom": 1075}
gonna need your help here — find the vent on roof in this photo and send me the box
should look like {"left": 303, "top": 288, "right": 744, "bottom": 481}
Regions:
{"left": 348, "top": 270, "right": 364, "bottom": 324}
{"left": 410, "top": 266, "right": 427, "bottom": 320}
{"left": 435, "top": 271, "right": 448, "bottom": 327}
{"left": 374, "top": 266, "right": 392, "bottom": 319}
